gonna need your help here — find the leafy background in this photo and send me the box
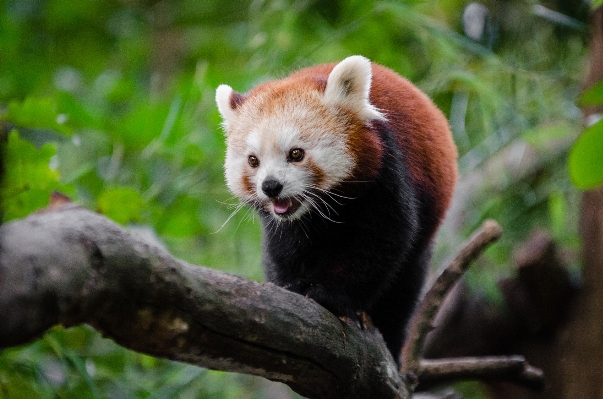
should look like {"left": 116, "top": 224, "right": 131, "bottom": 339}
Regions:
{"left": 0, "top": 0, "right": 594, "bottom": 398}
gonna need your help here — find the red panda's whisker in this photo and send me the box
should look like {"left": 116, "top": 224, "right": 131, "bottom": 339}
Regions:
{"left": 307, "top": 186, "right": 344, "bottom": 206}
{"left": 307, "top": 185, "right": 355, "bottom": 205}
{"left": 297, "top": 217, "right": 310, "bottom": 239}
{"left": 213, "top": 199, "right": 250, "bottom": 234}
{"left": 304, "top": 190, "right": 340, "bottom": 215}
{"left": 299, "top": 193, "right": 342, "bottom": 224}
{"left": 311, "top": 186, "right": 355, "bottom": 201}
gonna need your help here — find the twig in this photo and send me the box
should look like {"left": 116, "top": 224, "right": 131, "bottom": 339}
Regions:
{"left": 401, "top": 219, "right": 545, "bottom": 391}
{"left": 417, "top": 357, "right": 545, "bottom": 391}
{"left": 404, "top": 219, "right": 503, "bottom": 372}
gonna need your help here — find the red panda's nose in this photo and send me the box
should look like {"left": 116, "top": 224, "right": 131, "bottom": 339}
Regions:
{"left": 262, "top": 178, "right": 283, "bottom": 198}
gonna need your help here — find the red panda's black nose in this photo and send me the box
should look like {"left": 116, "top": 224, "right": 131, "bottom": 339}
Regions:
{"left": 262, "top": 178, "right": 283, "bottom": 198}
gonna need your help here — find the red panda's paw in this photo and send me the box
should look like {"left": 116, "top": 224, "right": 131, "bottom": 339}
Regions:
{"left": 282, "top": 279, "right": 308, "bottom": 295}
{"left": 304, "top": 283, "right": 361, "bottom": 324}
{"left": 338, "top": 315, "right": 362, "bottom": 329}
{"left": 338, "top": 312, "right": 372, "bottom": 330}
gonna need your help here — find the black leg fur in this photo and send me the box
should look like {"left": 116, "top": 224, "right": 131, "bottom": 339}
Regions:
{"left": 369, "top": 245, "right": 431, "bottom": 366}
{"left": 259, "top": 124, "right": 431, "bottom": 367}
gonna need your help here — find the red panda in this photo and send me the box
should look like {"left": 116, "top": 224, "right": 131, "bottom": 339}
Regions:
{"left": 215, "top": 56, "right": 457, "bottom": 366}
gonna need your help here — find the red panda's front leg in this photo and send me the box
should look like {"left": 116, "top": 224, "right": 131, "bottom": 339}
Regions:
{"left": 304, "top": 282, "right": 362, "bottom": 323}
{"left": 277, "top": 277, "right": 357, "bottom": 320}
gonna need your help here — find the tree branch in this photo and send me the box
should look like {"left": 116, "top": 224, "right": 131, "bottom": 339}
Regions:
{"left": 418, "top": 357, "right": 544, "bottom": 390}
{"left": 403, "top": 220, "right": 545, "bottom": 391}
{"left": 0, "top": 196, "right": 546, "bottom": 397}
{"left": 0, "top": 197, "right": 407, "bottom": 399}
{"left": 404, "top": 220, "right": 503, "bottom": 370}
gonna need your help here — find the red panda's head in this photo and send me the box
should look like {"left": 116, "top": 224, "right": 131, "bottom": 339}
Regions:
{"left": 215, "top": 56, "right": 386, "bottom": 221}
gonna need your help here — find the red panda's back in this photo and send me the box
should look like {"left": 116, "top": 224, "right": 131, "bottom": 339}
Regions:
{"left": 370, "top": 64, "right": 457, "bottom": 235}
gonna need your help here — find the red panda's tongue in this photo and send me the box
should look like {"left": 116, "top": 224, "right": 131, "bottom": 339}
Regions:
{"left": 272, "top": 198, "right": 291, "bottom": 214}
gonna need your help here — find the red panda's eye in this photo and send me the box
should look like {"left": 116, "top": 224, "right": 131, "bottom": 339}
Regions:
{"left": 248, "top": 155, "right": 259, "bottom": 168}
{"left": 288, "top": 148, "right": 304, "bottom": 162}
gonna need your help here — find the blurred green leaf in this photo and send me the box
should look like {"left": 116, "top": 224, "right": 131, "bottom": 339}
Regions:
{"left": 157, "top": 196, "right": 203, "bottom": 237}
{"left": 581, "top": 80, "right": 603, "bottom": 106}
{"left": 548, "top": 191, "right": 568, "bottom": 237}
{"left": 522, "top": 123, "right": 573, "bottom": 146}
{"left": 6, "top": 97, "right": 71, "bottom": 135}
{"left": 0, "top": 130, "right": 72, "bottom": 221}
{"left": 569, "top": 119, "right": 603, "bottom": 190}
{"left": 97, "top": 186, "right": 144, "bottom": 224}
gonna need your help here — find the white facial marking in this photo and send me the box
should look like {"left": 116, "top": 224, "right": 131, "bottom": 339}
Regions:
{"left": 218, "top": 56, "right": 389, "bottom": 221}
{"left": 224, "top": 91, "right": 356, "bottom": 220}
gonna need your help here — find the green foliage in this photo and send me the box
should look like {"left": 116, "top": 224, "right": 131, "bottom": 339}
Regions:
{"left": 569, "top": 79, "right": 603, "bottom": 190}
{"left": 97, "top": 186, "right": 145, "bottom": 224}
{"left": 0, "top": 130, "right": 71, "bottom": 221}
{"left": 7, "top": 97, "right": 71, "bottom": 135}
{"left": 580, "top": 80, "right": 603, "bottom": 105}
{"left": 0, "top": 0, "right": 590, "bottom": 397}
{"left": 569, "top": 119, "right": 603, "bottom": 189}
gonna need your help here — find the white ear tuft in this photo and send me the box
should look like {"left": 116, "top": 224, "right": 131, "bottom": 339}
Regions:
{"left": 215, "top": 84, "right": 237, "bottom": 130}
{"left": 323, "top": 56, "right": 386, "bottom": 122}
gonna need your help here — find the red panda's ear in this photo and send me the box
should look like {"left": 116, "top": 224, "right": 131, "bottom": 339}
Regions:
{"left": 215, "top": 84, "right": 245, "bottom": 131}
{"left": 323, "top": 56, "right": 386, "bottom": 122}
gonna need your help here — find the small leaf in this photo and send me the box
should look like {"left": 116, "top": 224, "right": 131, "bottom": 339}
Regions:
{"left": 569, "top": 119, "right": 603, "bottom": 189}
{"left": 156, "top": 196, "right": 203, "bottom": 237}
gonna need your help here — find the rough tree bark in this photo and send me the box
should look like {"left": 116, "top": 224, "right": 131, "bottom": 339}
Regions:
{"left": 0, "top": 194, "right": 543, "bottom": 398}
{"left": 0, "top": 196, "right": 407, "bottom": 399}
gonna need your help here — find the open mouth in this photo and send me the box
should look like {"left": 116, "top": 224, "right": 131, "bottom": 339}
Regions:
{"left": 271, "top": 197, "right": 302, "bottom": 217}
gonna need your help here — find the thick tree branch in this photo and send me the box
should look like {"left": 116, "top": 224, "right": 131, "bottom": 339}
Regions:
{"left": 0, "top": 197, "right": 407, "bottom": 399}
{"left": 0, "top": 196, "right": 546, "bottom": 397}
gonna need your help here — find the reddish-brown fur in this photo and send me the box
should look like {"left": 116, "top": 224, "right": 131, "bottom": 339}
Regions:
{"left": 229, "top": 61, "right": 456, "bottom": 237}
{"left": 287, "top": 63, "right": 457, "bottom": 235}
{"left": 220, "top": 58, "right": 457, "bottom": 366}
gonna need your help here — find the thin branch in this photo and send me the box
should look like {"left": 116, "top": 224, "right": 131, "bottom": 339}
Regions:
{"left": 404, "top": 219, "right": 503, "bottom": 371}
{"left": 401, "top": 219, "right": 545, "bottom": 391}
{"left": 417, "top": 357, "right": 545, "bottom": 391}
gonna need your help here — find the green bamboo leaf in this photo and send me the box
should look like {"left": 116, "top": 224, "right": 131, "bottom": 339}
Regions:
{"left": 569, "top": 119, "right": 603, "bottom": 189}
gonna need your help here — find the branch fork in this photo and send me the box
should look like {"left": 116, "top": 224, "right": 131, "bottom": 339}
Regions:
{"left": 403, "top": 219, "right": 545, "bottom": 392}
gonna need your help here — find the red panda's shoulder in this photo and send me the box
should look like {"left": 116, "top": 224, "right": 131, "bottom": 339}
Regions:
{"left": 370, "top": 63, "right": 458, "bottom": 231}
